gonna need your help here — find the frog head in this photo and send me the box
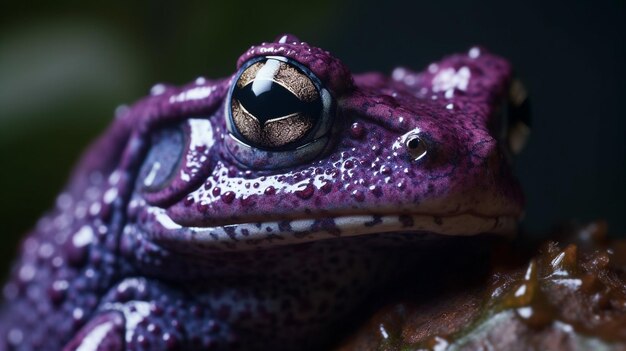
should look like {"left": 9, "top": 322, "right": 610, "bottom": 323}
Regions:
{"left": 76, "top": 34, "right": 527, "bottom": 259}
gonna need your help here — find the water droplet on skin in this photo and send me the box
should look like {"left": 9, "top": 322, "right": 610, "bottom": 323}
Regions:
{"left": 49, "top": 280, "right": 69, "bottom": 304}
{"left": 184, "top": 196, "right": 194, "bottom": 206}
{"left": 369, "top": 185, "right": 383, "bottom": 197}
{"left": 264, "top": 186, "right": 276, "bottom": 196}
{"left": 350, "top": 122, "right": 365, "bottom": 139}
{"left": 196, "top": 202, "right": 209, "bottom": 212}
{"left": 212, "top": 187, "right": 221, "bottom": 197}
{"left": 352, "top": 190, "right": 365, "bottom": 202}
{"left": 67, "top": 225, "right": 94, "bottom": 266}
{"left": 163, "top": 333, "right": 178, "bottom": 349}
{"left": 221, "top": 191, "right": 235, "bottom": 204}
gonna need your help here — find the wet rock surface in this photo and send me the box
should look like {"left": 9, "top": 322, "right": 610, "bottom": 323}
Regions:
{"left": 336, "top": 221, "right": 626, "bottom": 351}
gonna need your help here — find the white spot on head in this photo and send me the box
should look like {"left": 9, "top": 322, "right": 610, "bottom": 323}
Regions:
{"left": 52, "top": 256, "right": 64, "bottom": 268}
{"left": 103, "top": 188, "right": 118, "bottom": 205}
{"left": 73, "top": 308, "right": 84, "bottom": 320}
{"left": 89, "top": 202, "right": 102, "bottom": 217}
{"left": 73, "top": 225, "right": 95, "bottom": 248}
{"left": 53, "top": 280, "right": 69, "bottom": 291}
{"left": 195, "top": 76, "right": 207, "bottom": 85}
{"left": 392, "top": 67, "right": 406, "bottom": 81}
{"left": 8, "top": 328, "right": 23, "bottom": 345}
{"left": 403, "top": 75, "right": 416, "bottom": 85}
{"left": 150, "top": 84, "right": 166, "bottom": 96}
{"left": 18, "top": 264, "right": 35, "bottom": 282}
{"left": 469, "top": 47, "right": 481, "bottom": 59}
{"left": 432, "top": 66, "right": 471, "bottom": 92}
{"left": 114, "top": 105, "right": 129, "bottom": 119}
{"left": 56, "top": 193, "right": 72, "bottom": 210}
{"left": 108, "top": 171, "right": 121, "bottom": 185}
{"left": 38, "top": 243, "right": 54, "bottom": 259}
{"left": 446, "top": 103, "right": 454, "bottom": 110}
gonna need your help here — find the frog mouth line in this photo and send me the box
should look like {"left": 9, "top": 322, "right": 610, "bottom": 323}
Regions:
{"left": 143, "top": 207, "right": 517, "bottom": 251}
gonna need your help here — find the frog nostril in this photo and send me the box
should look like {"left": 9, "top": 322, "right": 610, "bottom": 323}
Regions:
{"left": 404, "top": 133, "right": 428, "bottom": 161}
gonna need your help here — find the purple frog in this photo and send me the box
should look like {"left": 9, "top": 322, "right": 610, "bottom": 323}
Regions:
{"left": 0, "top": 34, "right": 529, "bottom": 350}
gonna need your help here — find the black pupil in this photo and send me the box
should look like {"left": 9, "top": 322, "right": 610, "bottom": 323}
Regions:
{"left": 407, "top": 138, "right": 421, "bottom": 149}
{"left": 233, "top": 63, "right": 321, "bottom": 125}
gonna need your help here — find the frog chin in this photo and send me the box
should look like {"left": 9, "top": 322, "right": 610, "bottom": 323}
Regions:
{"left": 142, "top": 206, "right": 517, "bottom": 252}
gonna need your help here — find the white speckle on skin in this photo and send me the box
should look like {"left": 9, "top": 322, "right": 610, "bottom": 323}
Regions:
{"left": 8, "top": 328, "right": 23, "bottom": 345}
{"left": 392, "top": 67, "right": 406, "bottom": 81}
{"left": 469, "top": 47, "right": 481, "bottom": 59}
{"left": 73, "top": 308, "right": 84, "bottom": 320}
{"left": 103, "top": 188, "right": 118, "bottom": 205}
{"left": 56, "top": 193, "right": 72, "bottom": 210}
{"left": 432, "top": 66, "right": 471, "bottom": 92}
{"left": 73, "top": 225, "right": 95, "bottom": 248}
{"left": 150, "top": 84, "right": 166, "bottom": 96}
{"left": 18, "top": 264, "right": 35, "bottom": 282}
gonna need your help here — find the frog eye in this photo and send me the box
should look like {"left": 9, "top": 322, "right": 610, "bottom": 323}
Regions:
{"left": 226, "top": 56, "right": 334, "bottom": 169}
{"left": 403, "top": 132, "right": 428, "bottom": 160}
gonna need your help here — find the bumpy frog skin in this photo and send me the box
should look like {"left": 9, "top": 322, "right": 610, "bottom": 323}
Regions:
{"left": 0, "top": 34, "right": 527, "bottom": 350}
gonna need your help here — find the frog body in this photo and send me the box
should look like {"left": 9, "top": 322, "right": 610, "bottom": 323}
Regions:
{"left": 0, "top": 35, "right": 527, "bottom": 350}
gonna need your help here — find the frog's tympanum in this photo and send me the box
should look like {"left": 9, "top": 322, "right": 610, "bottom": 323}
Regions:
{"left": 0, "top": 35, "right": 529, "bottom": 350}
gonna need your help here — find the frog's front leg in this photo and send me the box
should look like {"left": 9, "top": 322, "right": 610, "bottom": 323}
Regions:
{"left": 63, "top": 277, "right": 233, "bottom": 351}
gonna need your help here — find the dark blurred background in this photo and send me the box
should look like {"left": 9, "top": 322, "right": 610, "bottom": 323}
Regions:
{"left": 0, "top": 0, "right": 624, "bottom": 271}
